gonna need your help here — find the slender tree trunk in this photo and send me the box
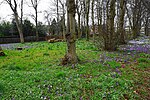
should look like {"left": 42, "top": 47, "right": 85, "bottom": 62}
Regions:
{"left": 76, "top": 0, "right": 81, "bottom": 38}
{"left": 30, "top": 0, "right": 39, "bottom": 41}
{"left": 97, "top": 0, "right": 103, "bottom": 43}
{"left": 77, "top": 13, "right": 81, "bottom": 38}
{"left": 21, "top": 0, "right": 23, "bottom": 34}
{"left": 86, "top": 0, "right": 90, "bottom": 41}
{"left": 48, "top": 19, "right": 51, "bottom": 35}
{"left": 56, "top": 0, "right": 59, "bottom": 22}
{"left": 145, "top": 15, "right": 149, "bottom": 36}
{"left": 62, "top": 13, "right": 66, "bottom": 40}
{"left": 35, "top": 9, "right": 39, "bottom": 41}
{"left": 91, "top": 0, "right": 95, "bottom": 42}
{"left": 66, "top": 0, "right": 70, "bottom": 34}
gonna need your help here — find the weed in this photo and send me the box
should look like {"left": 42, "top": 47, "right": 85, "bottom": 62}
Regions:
{"left": 137, "top": 58, "right": 149, "bottom": 63}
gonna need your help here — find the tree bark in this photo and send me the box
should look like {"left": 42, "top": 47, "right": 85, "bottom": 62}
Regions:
{"left": 5, "top": 0, "right": 24, "bottom": 43}
{"left": 76, "top": 0, "right": 82, "bottom": 38}
{"left": 86, "top": 0, "right": 90, "bottom": 41}
{"left": 119, "top": 0, "right": 126, "bottom": 44}
{"left": 91, "top": 0, "right": 95, "bottom": 42}
{"left": 104, "top": 0, "right": 116, "bottom": 51}
{"left": 35, "top": 8, "right": 39, "bottom": 41}
{"left": 14, "top": 13, "right": 24, "bottom": 43}
{"left": 62, "top": 0, "right": 77, "bottom": 65}
{"left": 30, "top": 0, "right": 39, "bottom": 41}
{"left": 132, "top": 0, "right": 142, "bottom": 39}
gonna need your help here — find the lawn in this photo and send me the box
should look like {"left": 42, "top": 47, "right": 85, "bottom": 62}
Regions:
{"left": 0, "top": 40, "right": 149, "bottom": 99}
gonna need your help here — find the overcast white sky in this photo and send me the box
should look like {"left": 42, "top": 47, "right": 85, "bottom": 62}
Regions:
{"left": 0, "top": 0, "right": 56, "bottom": 24}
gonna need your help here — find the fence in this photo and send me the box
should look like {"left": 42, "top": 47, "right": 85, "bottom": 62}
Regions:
{"left": 0, "top": 36, "right": 45, "bottom": 44}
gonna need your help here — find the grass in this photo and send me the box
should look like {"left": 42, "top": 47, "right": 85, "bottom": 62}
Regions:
{"left": 0, "top": 40, "right": 149, "bottom": 99}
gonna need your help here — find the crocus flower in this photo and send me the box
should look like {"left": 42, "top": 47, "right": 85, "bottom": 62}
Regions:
{"left": 121, "top": 64, "right": 125, "bottom": 68}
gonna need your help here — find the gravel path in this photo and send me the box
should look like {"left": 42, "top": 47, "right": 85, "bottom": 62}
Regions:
{"left": 0, "top": 43, "right": 20, "bottom": 50}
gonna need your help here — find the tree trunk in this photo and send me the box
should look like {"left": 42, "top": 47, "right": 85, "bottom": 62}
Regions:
{"left": 132, "top": 0, "right": 142, "bottom": 39}
{"left": 35, "top": 9, "right": 39, "bottom": 41}
{"left": 119, "top": 0, "right": 126, "bottom": 44}
{"left": 5, "top": 0, "right": 24, "bottom": 43}
{"left": 77, "top": 13, "right": 81, "bottom": 38}
{"left": 62, "top": 14, "right": 66, "bottom": 40}
{"left": 20, "top": 0, "right": 23, "bottom": 35}
{"left": 86, "top": 0, "right": 90, "bottom": 41}
{"left": 104, "top": 0, "right": 116, "bottom": 51}
{"left": 14, "top": 13, "right": 24, "bottom": 43}
{"left": 76, "top": 0, "right": 81, "bottom": 38}
{"left": 62, "top": 0, "right": 77, "bottom": 65}
{"left": 91, "top": 0, "right": 95, "bottom": 42}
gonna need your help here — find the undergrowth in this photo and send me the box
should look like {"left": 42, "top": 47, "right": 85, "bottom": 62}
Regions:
{"left": 0, "top": 40, "right": 149, "bottom": 99}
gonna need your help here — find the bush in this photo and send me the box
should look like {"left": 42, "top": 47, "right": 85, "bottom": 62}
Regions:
{"left": 94, "top": 35, "right": 104, "bottom": 51}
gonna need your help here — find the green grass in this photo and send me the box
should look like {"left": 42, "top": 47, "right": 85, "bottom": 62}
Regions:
{"left": 0, "top": 40, "right": 149, "bottom": 99}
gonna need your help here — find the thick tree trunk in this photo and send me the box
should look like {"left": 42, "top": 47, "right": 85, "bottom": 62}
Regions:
{"left": 62, "top": 0, "right": 77, "bottom": 65}
{"left": 14, "top": 13, "right": 24, "bottom": 43}
{"left": 119, "top": 0, "right": 126, "bottom": 44}
{"left": 104, "top": 0, "right": 116, "bottom": 51}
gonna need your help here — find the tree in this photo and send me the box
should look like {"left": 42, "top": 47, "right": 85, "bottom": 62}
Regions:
{"left": 30, "top": 0, "right": 41, "bottom": 41}
{"left": 20, "top": 0, "right": 23, "bottom": 34}
{"left": 104, "top": 0, "right": 116, "bottom": 51}
{"left": 76, "top": 0, "right": 83, "bottom": 38}
{"left": 37, "top": 22, "right": 46, "bottom": 37}
{"left": 91, "top": 0, "right": 95, "bottom": 41}
{"left": 143, "top": 9, "right": 150, "bottom": 36}
{"left": 141, "top": 0, "right": 150, "bottom": 36}
{"left": 52, "top": 0, "right": 61, "bottom": 36}
{"left": 62, "top": 0, "right": 77, "bottom": 65}
{"left": 56, "top": 0, "right": 59, "bottom": 22}
{"left": 51, "top": 18, "right": 57, "bottom": 35}
{"left": 96, "top": 0, "right": 102, "bottom": 36}
{"left": 58, "top": 0, "right": 66, "bottom": 39}
{"left": 132, "top": 0, "right": 142, "bottom": 39}
{"left": 0, "top": 21, "right": 12, "bottom": 37}
{"left": 44, "top": 10, "right": 52, "bottom": 35}
{"left": 4, "top": 0, "right": 24, "bottom": 43}
{"left": 23, "top": 19, "right": 34, "bottom": 36}
{"left": 85, "top": 0, "right": 91, "bottom": 41}
{"left": 142, "top": 0, "right": 150, "bottom": 12}
{"left": 118, "top": 0, "right": 126, "bottom": 44}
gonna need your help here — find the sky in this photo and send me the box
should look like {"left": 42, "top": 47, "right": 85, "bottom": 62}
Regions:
{"left": 0, "top": 0, "right": 55, "bottom": 24}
